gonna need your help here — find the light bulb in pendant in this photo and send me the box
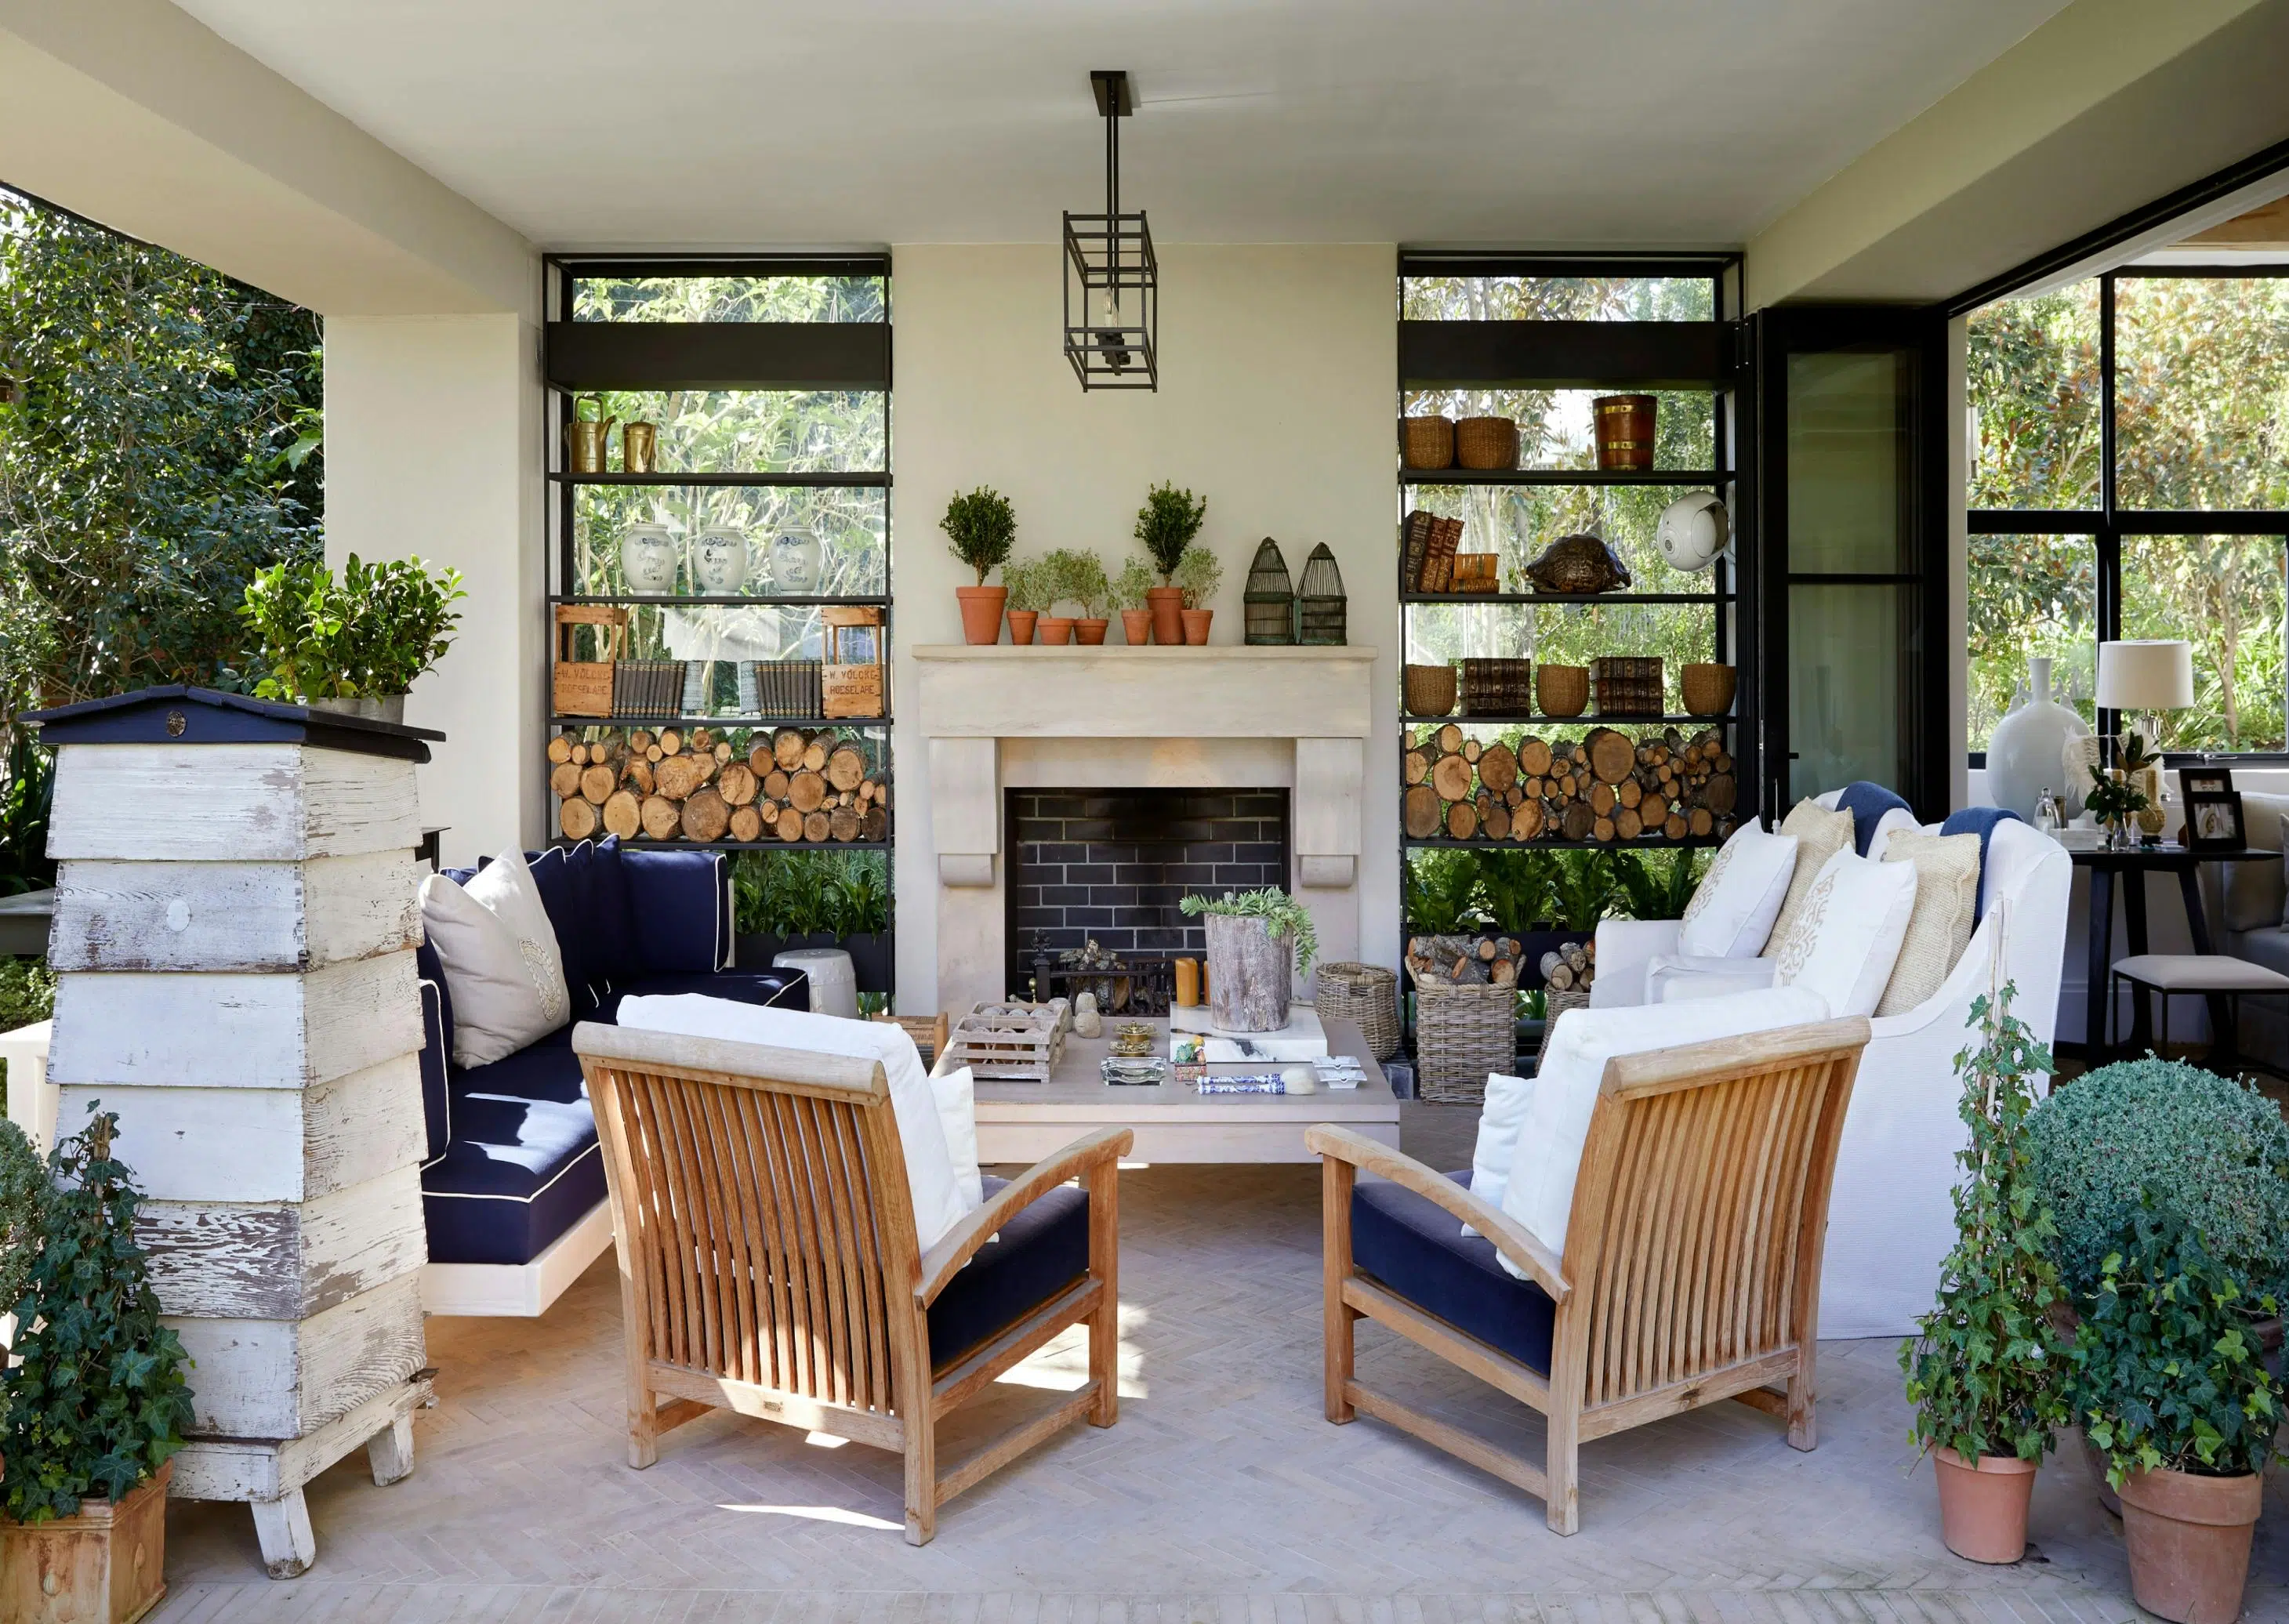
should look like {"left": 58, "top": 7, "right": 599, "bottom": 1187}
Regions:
{"left": 1095, "top": 286, "right": 1131, "bottom": 372}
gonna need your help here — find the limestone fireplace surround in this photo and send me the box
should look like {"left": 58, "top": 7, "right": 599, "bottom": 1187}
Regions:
{"left": 916, "top": 644, "right": 1376, "bottom": 1014}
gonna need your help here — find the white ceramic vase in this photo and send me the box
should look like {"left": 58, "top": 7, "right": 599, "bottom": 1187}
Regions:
{"left": 620, "top": 523, "right": 679, "bottom": 595}
{"left": 768, "top": 528, "right": 822, "bottom": 595}
{"left": 1986, "top": 654, "right": 2090, "bottom": 820}
{"left": 694, "top": 525, "right": 750, "bottom": 595}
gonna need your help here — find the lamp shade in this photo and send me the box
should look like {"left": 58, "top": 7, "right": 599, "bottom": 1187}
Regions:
{"left": 2095, "top": 639, "right": 2194, "bottom": 711}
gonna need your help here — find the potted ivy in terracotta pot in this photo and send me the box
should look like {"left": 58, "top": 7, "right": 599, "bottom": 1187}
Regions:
{"left": 239, "top": 553, "right": 466, "bottom": 723}
{"left": 941, "top": 486, "right": 1016, "bottom": 645}
{"left": 0, "top": 1111, "right": 196, "bottom": 1624}
{"left": 1174, "top": 545, "right": 1222, "bottom": 644}
{"left": 1134, "top": 481, "right": 1206, "bottom": 643}
{"left": 1113, "top": 556, "right": 1156, "bottom": 646}
{"left": 1003, "top": 557, "right": 1047, "bottom": 646}
{"left": 1179, "top": 886, "right": 1317, "bottom": 1033}
{"left": 1900, "top": 980, "right": 2070, "bottom": 1564}
{"left": 2074, "top": 1201, "right": 2278, "bottom": 1624}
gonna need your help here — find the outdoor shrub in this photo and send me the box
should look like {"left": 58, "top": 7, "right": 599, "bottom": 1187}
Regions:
{"left": 732, "top": 850, "right": 890, "bottom": 939}
{"left": 1607, "top": 846, "right": 1708, "bottom": 922}
{"left": 1, "top": 1107, "right": 195, "bottom": 1522}
{"left": 0, "top": 730, "right": 55, "bottom": 896}
{"left": 940, "top": 487, "right": 1015, "bottom": 585}
{"left": 2028, "top": 1056, "right": 2289, "bottom": 1303}
{"left": 239, "top": 553, "right": 465, "bottom": 701}
{"left": 1403, "top": 848, "right": 1483, "bottom": 935}
{"left": 0, "top": 957, "right": 55, "bottom": 1115}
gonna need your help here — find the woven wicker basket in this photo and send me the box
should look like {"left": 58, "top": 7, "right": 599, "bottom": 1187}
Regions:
{"left": 1411, "top": 975, "right": 1515, "bottom": 1104}
{"left": 1681, "top": 662, "right": 1737, "bottom": 717}
{"left": 1316, "top": 961, "right": 1401, "bottom": 1061}
{"left": 1536, "top": 663, "right": 1590, "bottom": 717}
{"left": 1454, "top": 416, "right": 1521, "bottom": 470}
{"left": 1533, "top": 985, "right": 1591, "bottom": 1061}
{"left": 1401, "top": 415, "right": 1455, "bottom": 469}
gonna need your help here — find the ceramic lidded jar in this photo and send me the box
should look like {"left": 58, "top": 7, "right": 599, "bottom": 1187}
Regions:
{"left": 619, "top": 522, "right": 680, "bottom": 595}
{"left": 694, "top": 525, "right": 750, "bottom": 595}
{"left": 768, "top": 527, "right": 823, "bottom": 595}
{"left": 1985, "top": 654, "right": 2090, "bottom": 820}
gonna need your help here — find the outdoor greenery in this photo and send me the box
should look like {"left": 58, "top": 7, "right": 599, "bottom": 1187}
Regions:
{"left": 1901, "top": 984, "right": 2071, "bottom": 1466}
{"left": 2026, "top": 1057, "right": 2289, "bottom": 1306}
{"left": 1039, "top": 548, "right": 1109, "bottom": 619}
{"left": 1173, "top": 546, "right": 1222, "bottom": 612}
{"left": 2, "top": 1108, "right": 196, "bottom": 1524}
{"left": 1404, "top": 845, "right": 1710, "bottom": 935}
{"left": 941, "top": 486, "right": 1016, "bottom": 586}
{"left": 0, "top": 958, "right": 57, "bottom": 1114}
{"left": 0, "top": 729, "right": 53, "bottom": 896}
{"left": 731, "top": 850, "right": 890, "bottom": 939}
{"left": 238, "top": 553, "right": 465, "bottom": 701}
{"left": 1134, "top": 482, "right": 1206, "bottom": 581}
{"left": 1180, "top": 886, "right": 1319, "bottom": 976}
{"left": 1112, "top": 556, "right": 1157, "bottom": 613}
{"left": 2073, "top": 1201, "right": 2280, "bottom": 1486}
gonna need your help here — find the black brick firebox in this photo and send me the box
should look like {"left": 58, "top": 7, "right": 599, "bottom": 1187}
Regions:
{"left": 1004, "top": 788, "right": 1290, "bottom": 997}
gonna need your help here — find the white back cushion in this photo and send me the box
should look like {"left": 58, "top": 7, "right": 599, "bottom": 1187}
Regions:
{"left": 1495, "top": 986, "right": 1832, "bottom": 1274}
{"left": 420, "top": 849, "right": 571, "bottom": 1068}
{"left": 1463, "top": 1071, "right": 1535, "bottom": 1237}
{"left": 1649, "top": 954, "right": 1779, "bottom": 1003}
{"left": 1678, "top": 822, "right": 1797, "bottom": 958}
{"left": 615, "top": 994, "right": 979, "bottom": 1252}
{"left": 934, "top": 1064, "right": 983, "bottom": 1211}
{"left": 1769, "top": 847, "right": 1918, "bottom": 1018}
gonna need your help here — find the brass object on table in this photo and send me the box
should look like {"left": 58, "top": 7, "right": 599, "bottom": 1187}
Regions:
{"left": 1109, "top": 1022, "right": 1156, "bottom": 1057}
{"left": 564, "top": 409, "right": 617, "bottom": 474}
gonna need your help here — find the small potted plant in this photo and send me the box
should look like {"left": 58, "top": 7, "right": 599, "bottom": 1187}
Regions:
{"left": 1135, "top": 481, "right": 1207, "bottom": 644}
{"left": 239, "top": 553, "right": 466, "bottom": 723}
{"left": 1900, "top": 981, "right": 2071, "bottom": 1564}
{"left": 941, "top": 486, "right": 1016, "bottom": 645}
{"left": 2082, "top": 754, "right": 2150, "bottom": 850}
{"left": 0, "top": 1110, "right": 196, "bottom": 1624}
{"left": 1037, "top": 549, "right": 1108, "bottom": 646}
{"left": 1003, "top": 557, "right": 1049, "bottom": 646}
{"left": 1180, "top": 886, "right": 1317, "bottom": 1033}
{"left": 1174, "top": 546, "right": 1222, "bottom": 644}
{"left": 1112, "top": 556, "right": 1157, "bottom": 646}
{"left": 2074, "top": 1202, "right": 2278, "bottom": 1624}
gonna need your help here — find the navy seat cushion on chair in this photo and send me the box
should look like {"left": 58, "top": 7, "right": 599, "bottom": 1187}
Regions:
{"left": 1836, "top": 781, "right": 1913, "bottom": 857}
{"left": 927, "top": 1174, "right": 1090, "bottom": 1368}
{"left": 1351, "top": 1169, "right": 1557, "bottom": 1372}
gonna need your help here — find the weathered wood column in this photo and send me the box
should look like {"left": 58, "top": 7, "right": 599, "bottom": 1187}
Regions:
{"left": 31, "top": 687, "right": 440, "bottom": 1580}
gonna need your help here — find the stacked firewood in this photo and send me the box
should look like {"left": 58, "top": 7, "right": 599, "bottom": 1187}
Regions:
{"left": 1540, "top": 939, "right": 1595, "bottom": 995}
{"left": 1402, "top": 723, "right": 1737, "bottom": 843}
{"left": 1407, "top": 933, "right": 1529, "bottom": 988}
{"left": 549, "top": 725, "right": 891, "bottom": 844}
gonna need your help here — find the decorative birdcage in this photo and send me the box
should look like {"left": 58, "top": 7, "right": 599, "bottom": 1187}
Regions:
{"left": 1297, "top": 542, "right": 1346, "bottom": 645}
{"left": 1243, "top": 536, "right": 1295, "bottom": 645}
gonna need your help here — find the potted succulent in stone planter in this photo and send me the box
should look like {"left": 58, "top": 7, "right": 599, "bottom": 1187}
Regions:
{"left": 1003, "top": 556, "right": 1050, "bottom": 646}
{"left": 941, "top": 486, "right": 1017, "bottom": 645}
{"left": 1112, "top": 556, "right": 1157, "bottom": 646}
{"left": 1174, "top": 545, "right": 1222, "bottom": 645}
{"left": 1135, "top": 481, "right": 1206, "bottom": 643}
{"left": 1180, "top": 886, "right": 1317, "bottom": 1033}
{"left": 1039, "top": 548, "right": 1110, "bottom": 645}
{"left": 0, "top": 1110, "right": 196, "bottom": 1624}
{"left": 2073, "top": 1202, "right": 2278, "bottom": 1624}
{"left": 239, "top": 553, "right": 465, "bottom": 723}
{"left": 1900, "top": 981, "right": 2070, "bottom": 1564}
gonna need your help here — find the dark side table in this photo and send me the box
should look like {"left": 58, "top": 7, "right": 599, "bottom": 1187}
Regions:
{"left": 2071, "top": 843, "right": 2282, "bottom": 1059}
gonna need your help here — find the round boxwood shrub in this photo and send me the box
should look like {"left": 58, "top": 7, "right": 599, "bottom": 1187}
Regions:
{"left": 2027, "top": 1057, "right": 2289, "bottom": 1304}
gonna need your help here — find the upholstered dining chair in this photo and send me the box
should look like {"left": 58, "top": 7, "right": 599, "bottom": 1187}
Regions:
{"left": 573, "top": 1020, "right": 1130, "bottom": 1544}
{"left": 1308, "top": 1017, "right": 1869, "bottom": 1534}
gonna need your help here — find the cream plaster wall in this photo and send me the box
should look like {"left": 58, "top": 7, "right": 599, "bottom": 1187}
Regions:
{"left": 324, "top": 315, "right": 546, "bottom": 866}
{"left": 888, "top": 244, "right": 1398, "bottom": 1013}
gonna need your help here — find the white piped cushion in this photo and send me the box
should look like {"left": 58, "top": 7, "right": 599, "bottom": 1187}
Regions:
{"left": 1462, "top": 1071, "right": 1535, "bottom": 1237}
{"left": 1678, "top": 822, "right": 1797, "bottom": 959}
{"left": 1768, "top": 847, "right": 1919, "bottom": 1019}
{"left": 1648, "top": 953, "right": 1780, "bottom": 1003}
{"left": 419, "top": 849, "right": 571, "bottom": 1068}
{"left": 615, "top": 994, "right": 980, "bottom": 1252}
{"left": 934, "top": 1064, "right": 983, "bottom": 1211}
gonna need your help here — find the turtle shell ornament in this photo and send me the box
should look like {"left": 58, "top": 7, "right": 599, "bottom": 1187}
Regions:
{"left": 1522, "top": 533, "right": 1632, "bottom": 595}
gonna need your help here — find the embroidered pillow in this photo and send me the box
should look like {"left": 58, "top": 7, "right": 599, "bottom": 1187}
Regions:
{"left": 419, "top": 848, "right": 573, "bottom": 1068}
{"left": 1877, "top": 830, "right": 1982, "bottom": 1015}
{"left": 1678, "top": 821, "right": 1798, "bottom": 958}
{"left": 1769, "top": 846, "right": 1918, "bottom": 1019}
{"left": 1762, "top": 799, "right": 1856, "bottom": 957}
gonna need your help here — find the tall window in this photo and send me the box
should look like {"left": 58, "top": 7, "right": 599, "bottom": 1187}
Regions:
{"left": 1968, "top": 270, "right": 2289, "bottom": 756}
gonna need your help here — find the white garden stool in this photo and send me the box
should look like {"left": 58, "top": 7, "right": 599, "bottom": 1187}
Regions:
{"left": 2108, "top": 952, "right": 2289, "bottom": 1069}
{"left": 773, "top": 946, "right": 860, "bottom": 1019}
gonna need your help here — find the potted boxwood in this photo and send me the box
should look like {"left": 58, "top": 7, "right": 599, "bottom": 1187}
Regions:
{"left": 1135, "top": 481, "right": 1206, "bottom": 643}
{"left": 1003, "top": 557, "right": 1050, "bottom": 646}
{"left": 1174, "top": 545, "right": 1222, "bottom": 644}
{"left": 941, "top": 486, "right": 1016, "bottom": 645}
{"left": 1, "top": 1109, "right": 196, "bottom": 1624}
{"left": 1899, "top": 981, "right": 2070, "bottom": 1563}
{"left": 1112, "top": 556, "right": 1157, "bottom": 646}
{"left": 1038, "top": 549, "right": 1109, "bottom": 646}
{"left": 239, "top": 553, "right": 466, "bottom": 723}
{"left": 2074, "top": 1202, "right": 2278, "bottom": 1624}
{"left": 1180, "top": 886, "right": 1317, "bottom": 1034}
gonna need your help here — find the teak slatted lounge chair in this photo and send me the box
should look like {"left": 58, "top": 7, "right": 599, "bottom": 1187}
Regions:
{"left": 573, "top": 1021, "right": 1130, "bottom": 1544}
{"left": 1308, "top": 1017, "right": 1869, "bottom": 1534}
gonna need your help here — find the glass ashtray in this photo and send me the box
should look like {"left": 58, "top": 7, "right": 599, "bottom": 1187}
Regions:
{"left": 1101, "top": 1055, "right": 1169, "bottom": 1087}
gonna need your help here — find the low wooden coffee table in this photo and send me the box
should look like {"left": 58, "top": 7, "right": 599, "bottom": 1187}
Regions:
{"left": 949, "top": 1011, "right": 1402, "bottom": 1165}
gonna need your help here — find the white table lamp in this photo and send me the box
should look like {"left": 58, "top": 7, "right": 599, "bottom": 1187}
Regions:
{"left": 2096, "top": 639, "right": 2194, "bottom": 745}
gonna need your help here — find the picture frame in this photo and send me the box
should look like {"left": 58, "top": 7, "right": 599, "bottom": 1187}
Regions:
{"left": 2180, "top": 767, "right": 2235, "bottom": 799}
{"left": 2182, "top": 789, "right": 2246, "bottom": 851}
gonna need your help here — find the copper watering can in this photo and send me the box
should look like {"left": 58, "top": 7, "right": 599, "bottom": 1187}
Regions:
{"left": 564, "top": 402, "right": 618, "bottom": 474}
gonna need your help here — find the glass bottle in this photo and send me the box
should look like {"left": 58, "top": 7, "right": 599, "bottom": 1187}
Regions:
{"left": 2033, "top": 785, "right": 2062, "bottom": 835}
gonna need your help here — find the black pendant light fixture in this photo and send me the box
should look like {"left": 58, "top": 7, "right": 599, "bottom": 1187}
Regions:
{"left": 1063, "top": 70, "right": 1158, "bottom": 390}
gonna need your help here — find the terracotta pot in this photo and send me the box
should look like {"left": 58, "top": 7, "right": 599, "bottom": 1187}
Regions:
{"left": 1932, "top": 1448, "right": 2037, "bottom": 1564}
{"left": 1147, "top": 585, "right": 1186, "bottom": 645}
{"left": 1119, "top": 608, "right": 1152, "bottom": 645}
{"left": 0, "top": 1458, "right": 170, "bottom": 1624}
{"left": 1181, "top": 608, "right": 1213, "bottom": 645}
{"left": 2117, "top": 1465, "right": 2263, "bottom": 1623}
{"left": 1074, "top": 618, "right": 1109, "bottom": 645}
{"left": 955, "top": 584, "right": 1007, "bottom": 646}
{"left": 1007, "top": 610, "right": 1038, "bottom": 645}
{"left": 1037, "top": 617, "right": 1075, "bottom": 646}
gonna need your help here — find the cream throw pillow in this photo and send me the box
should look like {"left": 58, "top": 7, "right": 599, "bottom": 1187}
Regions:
{"left": 419, "top": 850, "right": 571, "bottom": 1068}
{"left": 1768, "top": 847, "right": 1918, "bottom": 1019}
{"left": 934, "top": 1064, "right": 984, "bottom": 1211}
{"left": 1678, "top": 821, "right": 1798, "bottom": 959}
{"left": 1877, "top": 830, "right": 1982, "bottom": 1015}
{"left": 1762, "top": 799, "right": 1856, "bottom": 956}
{"left": 1462, "top": 1071, "right": 1535, "bottom": 1237}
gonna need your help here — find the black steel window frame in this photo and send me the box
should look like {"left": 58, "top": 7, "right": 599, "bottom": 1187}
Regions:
{"left": 1966, "top": 262, "right": 2289, "bottom": 765}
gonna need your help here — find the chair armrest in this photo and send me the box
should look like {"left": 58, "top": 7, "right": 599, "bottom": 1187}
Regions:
{"left": 1589, "top": 919, "right": 1682, "bottom": 1007}
{"left": 1305, "top": 1124, "right": 1569, "bottom": 1306}
{"left": 916, "top": 1126, "right": 1134, "bottom": 1307}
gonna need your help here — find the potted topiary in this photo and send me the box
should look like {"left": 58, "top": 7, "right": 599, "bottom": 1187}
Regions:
{"left": 1135, "top": 481, "right": 1207, "bottom": 643}
{"left": 239, "top": 553, "right": 466, "bottom": 723}
{"left": 1180, "top": 886, "right": 1317, "bottom": 1033}
{"left": 0, "top": 1109, "right": 196, "bottom": 1624}
{"left": 1038, "top": 548, "right": 1109, "bottom": 646}
{"left": 1003, "top": 557, "right": 1049, "bottom": 646}
{"left": 1112, "top": 556, "right": 1157, "bottom": 646}
{"left": 1900, "top": 981, "right": 2072, "bottom": 1563}
{"left": 1174, "top": 546, "right": 1222, "bottom": 645}
{"left": 941, "top": 486, "right": 1017, "bottom": 644}
{"left": 2073, "top": 1202, "right": 2278, "bottom": 1624}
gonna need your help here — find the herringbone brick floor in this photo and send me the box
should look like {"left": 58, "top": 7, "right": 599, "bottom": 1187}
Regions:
{"left": 150, "top": 1105, "right": 2284, "bottom": 1623}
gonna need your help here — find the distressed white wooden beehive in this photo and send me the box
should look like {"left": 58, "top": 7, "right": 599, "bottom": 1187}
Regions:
{"left": 29, "top": 687, "right": 441, "bottom": 1580}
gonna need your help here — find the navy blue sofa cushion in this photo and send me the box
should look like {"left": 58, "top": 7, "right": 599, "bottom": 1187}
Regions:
{"left": 1939, "top": 805, "right": 2026, "bottom": 916}
{"left": 1351, "top": 1169, "right": 1557, "bottom": 1372}
{"left": 927, "top": 1174, "right": 1090, "bottom": 1369}
{"left": 621, "top": 848, "right": 731, "bottom": 974}
{"left": 421, "top": 1093, "right": 608, "bottom": 1268}
{"left": 583, "top": 836, "right": 643, "bottom": 986}
{"left": 526, "top": 846, "right": 599, "bottom": 1019}
{"left": 1836, "top": 781, "right": 1912, "bottom": 857}
{"left": 414, "top": 939, "right": 455, "bottom": 1165}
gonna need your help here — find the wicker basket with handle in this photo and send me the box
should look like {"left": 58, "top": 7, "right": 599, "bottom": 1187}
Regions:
{"left": 1410, "top": 973, "right": 1515, "bottom": 1104}
{"left": 1315, "top": 961, "right": 1401, "bottom": 1061}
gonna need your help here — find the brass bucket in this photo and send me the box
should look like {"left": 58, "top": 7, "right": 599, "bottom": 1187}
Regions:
{"left": 564, "top": 414, "right": 618, "bottom": 473}
{"left": 622, "top": 421, "right": 658, "bottom": 473}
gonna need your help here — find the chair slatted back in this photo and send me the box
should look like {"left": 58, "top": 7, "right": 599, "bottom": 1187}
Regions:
{"left": 1562, "top": 1019, "right": 1864, "bottom": 1411}
{"left": 575, "top": 1024, "right": 923, "bottom": 1421}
